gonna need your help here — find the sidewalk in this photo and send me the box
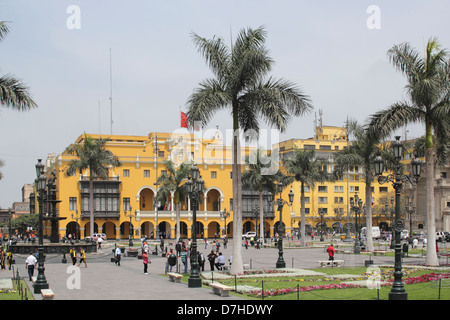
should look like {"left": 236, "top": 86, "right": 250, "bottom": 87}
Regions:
{"left": 7, "top": 239, "right": 431, "bottom": 300}
{"left": 18, "top": 245, "right": 239, "bottom": 300}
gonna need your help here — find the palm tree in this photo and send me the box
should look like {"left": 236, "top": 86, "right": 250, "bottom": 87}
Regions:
{"left": 0, "top": 22, "right": 37, "bottom": 111}
{"left": 283, "top": 147, "right": 330, "bottom": 247}
{"left": 156, "top": 160, "right": 191, "bottom": 240}
{"left": 65, "top": 134, "right": 122, "bottom": 238}
{"left": 186, "top": 26, "right": 313, "bottom": 274}
{"left": 242, "top": 150, "right": 290, "bottom": 244}
{"left": 0, "top": 21, "right": 37, "bottom": 180}
{"left": 333, "top": 120, "right": 382, "bottom": 252}
{"left": 369, "top": 38, "right": 450, "bottom": 266}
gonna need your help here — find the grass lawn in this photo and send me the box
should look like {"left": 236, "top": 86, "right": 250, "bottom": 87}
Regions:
{"left": 0, "top": 279, "right": 34, "bottom": 300}
{"left": 195, "top": 267, "right": 450, "bottom": 300}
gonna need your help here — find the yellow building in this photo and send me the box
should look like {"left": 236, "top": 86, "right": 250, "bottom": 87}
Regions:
{"left": 39, "top": 124, "right": 395, "bottom": 241}
{"left": 276, "top": 124, "right": 395, "bottom": 235}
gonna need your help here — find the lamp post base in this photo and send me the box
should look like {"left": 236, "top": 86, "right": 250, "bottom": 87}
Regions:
{"left": 188, "top": 277, "right": 202, "bottom": 288}
{"left": 389, "top": 291, "right": 407, "bottom": 300}
{"left": 33, "top": 282, "right": 49, "bottom": 294}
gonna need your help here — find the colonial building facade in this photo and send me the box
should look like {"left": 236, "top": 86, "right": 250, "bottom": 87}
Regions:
{"left": 37, "top": 124, "right": 445, "bottom": 241}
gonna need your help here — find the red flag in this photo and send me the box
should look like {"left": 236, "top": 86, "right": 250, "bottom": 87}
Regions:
{"left": 181, "top": 111, "right": 188, "bottom": 128}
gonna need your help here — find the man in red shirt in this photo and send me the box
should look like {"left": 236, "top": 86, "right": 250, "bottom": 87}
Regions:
{"left": 327, "top": 244, "right": 335, "bottom": 261}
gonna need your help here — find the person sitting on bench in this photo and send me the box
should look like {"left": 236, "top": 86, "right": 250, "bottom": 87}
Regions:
{"left": 214, "top": 252, "right": 225, "bottom": 270}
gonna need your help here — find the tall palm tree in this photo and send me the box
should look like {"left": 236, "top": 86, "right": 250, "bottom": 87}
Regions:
{"left": 156, "top": 160, "right": 191, "bottom": 240}
{"left": 0, "top": 21, "right": 37, "bottom": 180}
{"left": 369, "top": 38, "right": 450, "bottom": 266}
{"left": 65, "top": 134, "right": 122, "bottom": 238}
{"left": 283, "top": 147, "right": 330, "bottom": 247}
{"left": 333, "top": 120, "right": 382, "bottom": 252}
{"left": 242, "top": 150, "right": 290, "bottom": 243}
{"left": 0, "top": 22, "right": 37, "bottom": 111}
{"left": 186, "top": 26, "right": 313, "bottom": 274}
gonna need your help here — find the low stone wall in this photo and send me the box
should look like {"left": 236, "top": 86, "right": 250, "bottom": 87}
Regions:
{"left": 9, "top": 243, "right": 97, "bottom": 254}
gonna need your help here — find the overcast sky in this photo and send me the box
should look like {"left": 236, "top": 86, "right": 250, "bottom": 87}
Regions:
{"left": 0, "top": 0, "right": 449, "bottom": 208}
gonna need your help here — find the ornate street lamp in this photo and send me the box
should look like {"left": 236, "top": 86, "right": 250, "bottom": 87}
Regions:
{"left": 34, "top": 159, "right": 49, "bottom": 294}
{"left": 186, "top": 164, "right": 204, "bottom": 288}
{"left": 350, "top": 193, "right": 363, "bottom": 254}
{"left": 220, "top": 208, "right": 230, "bottom": 237}
{"left": 405, "top": 198, "right": 415, "bottom": 241}
{"left": 274, "top": 183, "right": 293, "bottom": 268}
{"left": 318, "top": 208, "right": 325, "bottom": 242}
{"left": 374, "top": 136, "right": 421, "bottom": 300}
{"left": 71, "top": 210, "right": 80, "bottom": 242}
{"left": 124, "top": 206, "right": 134, "bottom": 247}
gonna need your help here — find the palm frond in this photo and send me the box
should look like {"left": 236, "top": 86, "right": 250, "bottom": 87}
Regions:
{"left": 190, "top": 32, "right": 230, "bottom": 81}
{"left": 0, "top": 21, "right": 11, "bottom": 42}
{"left": 368, "top": 102, "right": 424, "bottom": 140}
{"left": 186, "top": 78, "right": 229, "bottom": 129}
{"left": 0, "top": 75, "right": 37, "bottom": 110}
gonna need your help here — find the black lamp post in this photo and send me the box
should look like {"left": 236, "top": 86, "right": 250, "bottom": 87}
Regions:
{"left": 124, "top": 206, "right": 134, "bottom": 247}
{"left": 220, "top": 208, "right": 230, "bottom": 237}
{"left": 34, "top": 159, "right": 49, "bottom": 294}
{"left": 350, "top": 193, "right": 363, "bottom": 254}
{"left": 318, "top": 208, "right": 325, "bottom": 242}
{"left": 374, "top": 136, "right": 422, "bottom": 300}
{"left": 186, "top": 164, "right": 204, "bottom": 288}
{"left": 71, "top": 210, "right": 80, "bottom": 242}
{"left": 405, "top": 197, "right": 415, "bottom": 240}
{"left": 275, "top": 182, "right": 294, "bottom": 268}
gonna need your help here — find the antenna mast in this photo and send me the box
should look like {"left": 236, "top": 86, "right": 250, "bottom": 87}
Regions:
{"left": 109, "top": 48, "right": 113, "bottom": 135}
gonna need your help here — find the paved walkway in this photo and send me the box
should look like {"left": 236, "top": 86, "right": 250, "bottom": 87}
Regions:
{"left": 1, "top": 239, "right": 435, "bottom": 300}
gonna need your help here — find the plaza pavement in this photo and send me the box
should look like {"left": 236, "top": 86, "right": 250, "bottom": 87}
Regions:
{"left": 2, "top": 238, "right": 431, "bottom": 301}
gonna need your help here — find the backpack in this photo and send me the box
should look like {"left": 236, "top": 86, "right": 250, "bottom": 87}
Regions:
{"left": 168, "top": 254, "right": 177, "bottom": 266}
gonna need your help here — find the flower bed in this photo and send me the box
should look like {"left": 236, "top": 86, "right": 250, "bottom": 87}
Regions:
{"left": 246, "top": 271, "right": 450, "bottom": 298}
{"left": 250, "top": 283, "right": 361, "bottom": 297}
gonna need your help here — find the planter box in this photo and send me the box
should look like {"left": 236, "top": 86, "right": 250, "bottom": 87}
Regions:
{"left": 127, "top": 251, "right": 138, "bottom": 257}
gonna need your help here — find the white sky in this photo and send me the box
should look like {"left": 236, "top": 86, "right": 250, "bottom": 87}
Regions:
{"left": 0, "top": 0, "right": 449, "bottom": 208}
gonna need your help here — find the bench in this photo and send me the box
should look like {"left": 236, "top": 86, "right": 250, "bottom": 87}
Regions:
{"left": 218, "top": 265, "right": 229, "bottom": 271}
{"left": 372, "top": 250, "right": 388, "bottom": 256}
{"left": 210, "top": 282, "right": 232, "bottom": 297}
{"left": 41, "top": 289, "right": 55, "bottom": 300}
{"left": 317, "top": 260, "right": 344, "bottom": 268}
{"left": 167, "top": 272, "right": 183, "bottom": 283}
{"left": 243, "top": 263, "right": 250, "bottom": 269}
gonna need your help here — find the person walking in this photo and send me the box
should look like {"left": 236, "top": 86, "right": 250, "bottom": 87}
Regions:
{"left": 198, "top": 251, "right": 205, "bottom": 271}
{"left": 180, "top": 248, "right": 188, "bottom": 274}
{"left": 115, "top": 246, "right": 122, "bottom": 266}
{"left": 142, "top": 250, "right": 149, "bottom": 274}
{"left": 327, "top": 244, "right": 335, "bottom": 261}
{"left": 77, "top": 247, "right": 88, "bottom": 268}
{"left": 69, "top": 247, "right": 77, "bottom": 266}
{"left": 207, "top": 250, "right": 217, "bottom": 271}
{"left": 0, "top": 248, "right": 5, "bottom": 270}
{"left": 6, "top": 250, "right": 13, "bottom": 270}
{"left": 166, "top": 249, "right": 176, "bottom": 273}
{"left": 25, "top": 252, "right": 37, "bottom": 281}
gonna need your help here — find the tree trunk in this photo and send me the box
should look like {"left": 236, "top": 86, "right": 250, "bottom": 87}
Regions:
{"left": 300, "top": 183, "right": 306, "bottom": 247}
{"left": 259, "top": 188, "right": 264, "bottom": 244}
{"left": 230, "top": 112, "right": 243, "bottom": 275}
{"left": 365, "top": 181, "right": 374, "bottom": 252}
{"left": 425, "top": 147, "right": 438, "bottom": 266}
{"left": 176, "top": 202, "right": 181, "bottom": 241}
{"left": 89, "top": 179, "right": 94, "bottom": 238}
